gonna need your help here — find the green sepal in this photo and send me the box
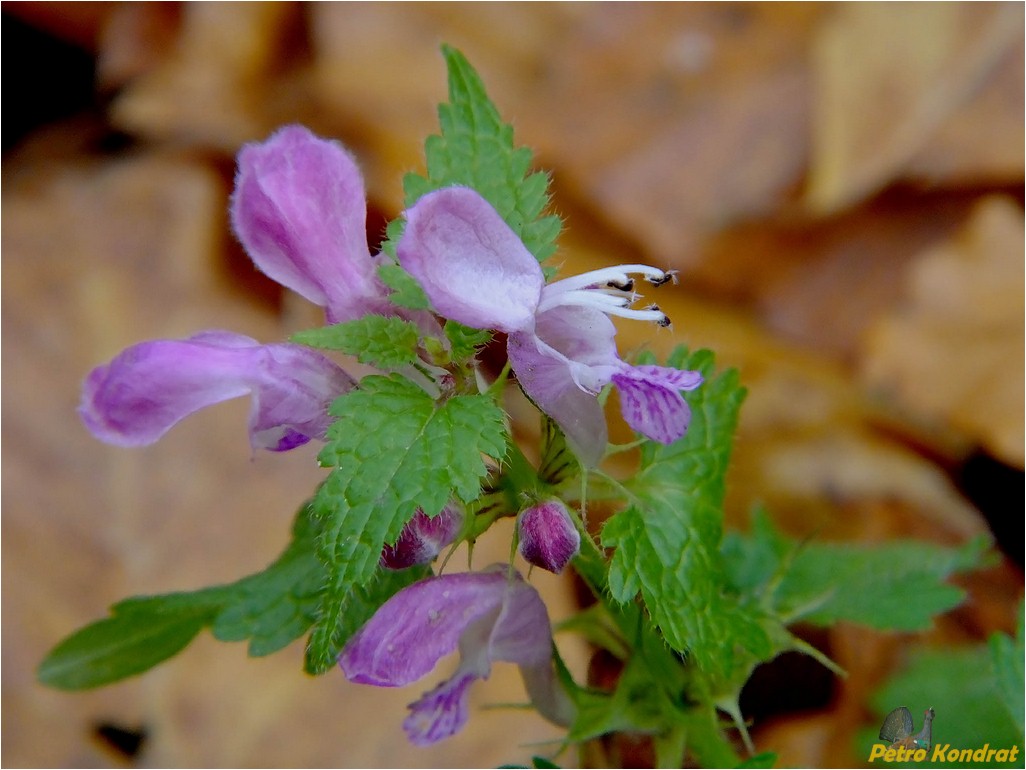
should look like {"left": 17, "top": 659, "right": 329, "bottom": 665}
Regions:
{"left": 377, "top": 263, "right": 431, "bottom": 311}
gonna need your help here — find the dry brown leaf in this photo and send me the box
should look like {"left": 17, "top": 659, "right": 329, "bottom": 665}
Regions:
{"left": 533, "top": 4, "right": 817, "bottom": 267}
{"left": 806, "top": 2, "right": 1022, "bottom": 213}
{"left": 309, "top": 3, "right": 578, "bottom": 205}
{"left": 108, "top": 2, "right": 302, "bottom": 149}
{"left": 906, "top": 33, "right": 1025, "bottom": 186}
{"left": 861, "top": 196, "right": 1025, "bottom": 468}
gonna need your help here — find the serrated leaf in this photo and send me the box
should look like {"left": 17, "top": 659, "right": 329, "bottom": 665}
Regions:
{"left": 291, "top": 315, "right": 421, "bottom": 370}
{"left": 602, "top": 347, "right": 768, "bottom": 676}
{"left": 377, "top": 263, "right": 431, "bottom": 310}
{"left": 37, "top": 591, "right": 226, "bottom": 690}
{"left": 313, "top": 374, "right": 506, "bottom": 597}
{"left": 777, "top": 536, "right": 986, "bottom": 630}
{"left": 304, "top": 565, "right": 429, "bottom": 675}
{"left": 39, "top": 505, "right": 327, "bottom": 689}
{"left": 722, "top": 511, "right": 990, "bottom": 631}
{"left": 383, "top": 45, "right": 560, "bottom": 264}
{"left": 211, "top": 504, "right": 325, "bottom": 656}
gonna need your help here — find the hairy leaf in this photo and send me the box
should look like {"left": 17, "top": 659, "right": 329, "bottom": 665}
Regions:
{"left": 313, "top": 374, "right": 506, "bottom": 595}
{"left": 211, "top": 504, "right": 324, "bottom": 656}
{"left": 384, "top": 45, "right": 560, "bottom": 264}
{"left": 291, "top": 315, "right": 421, "bottom": 370}
{"left": 603, "top": 348, "right": 769, "bottom": 675}
{"left": 39, "top": 505, "right": 326, "bottom": 689}
{"left": 722, "top": 510, "right": 990, "bottom": 631}
{"left": 304, "top": 565, "right": 430, "bottom": 675}
{"left": 37, "top": 593, "right": 225, "bottom": 690}
{"left": 989, "top": 601, "right": 1025, "bottom": 731}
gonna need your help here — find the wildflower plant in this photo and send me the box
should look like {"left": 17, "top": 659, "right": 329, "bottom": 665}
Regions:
{"left": 40, "top": 47, "right": 990, "bottom": 766}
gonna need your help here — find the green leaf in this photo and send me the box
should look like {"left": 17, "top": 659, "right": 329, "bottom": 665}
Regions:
{"left": 602, "top": 347, "right": 769, "bottom": 675}
{"left": 736, "top": 753, "right": 778, "bottom": 768}
{"left": 385, "top": 45, "right": 560, "bottom": 264}
{"left": 210, "top": 504, "right": 325, "bottom": 656}
{"left": 857, "top": 644, "right": 1024, "bottom": 766}
{"left": 39, "top": 505, "right": 328, "bottom": 689}
{"left": 291, "top": 315, "right": 421, "bottom": 370}
{"left": 377, "top": 263, "right": 431, "bottom": 310}
{"left": 989, "top": 601, "right": 1025, "bottom": 731}
{"left": 722, "top": 511, "right": 990, "bottom": 631}
{"left": 780, "top": 537, "right": 986, "bottom": 631}
{"left": 313, "top": 374, "right": 506, "bottom": 596}
{"left": 37, "top": 590, "right": 227, "bottom": 690}
{"left": 304, "top": 564, "right": 430, "bottom": 675}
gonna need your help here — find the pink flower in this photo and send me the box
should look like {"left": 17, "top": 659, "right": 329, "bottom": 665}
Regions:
{"left": 339, "top": 568, "right": 574, "bottom": 745}
{"left": 397, "top": 187, "right": 702, "bottom": 465}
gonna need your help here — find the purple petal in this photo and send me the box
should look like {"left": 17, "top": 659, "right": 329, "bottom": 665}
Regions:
{"left": 508, "top": 332, "right": 608, "bottom": 467}
{"left": 507, "top": 306, "right": 621, "bottom": 466}
{"left": 231, "top": 125, "right": 390, "bottom": 322}
{"left": 397, "top": 187, "right": 543, "bottom": 333}
{"left": 79, "top": 331, "right": 354, "bottom": 451}
{"left": 487, "top": 576, "right": 553, "bottom": 669}
{"left": 520, "top": 663, "right": 576, "bottom": 728}
{"left": 403, "top": 671, "right": 478, "bottom": 746}
{"left": 517, "top": 501, "right": 581, "bottom": 575}
{"left": 338, "top": 570, "right": 510, "bottom": 687}
{"left": 611, "top": 364, "right": 702, "bottom": 445}
{"left": 380, "top": 505, "right": 464, "bottom": 570}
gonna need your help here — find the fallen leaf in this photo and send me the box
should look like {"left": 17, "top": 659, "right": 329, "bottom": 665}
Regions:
{"left": 805, "top": 2, "right": 1022, "bottom": 213}
{"left": 861, "top": 196, "right": 1025, "bottom": 467}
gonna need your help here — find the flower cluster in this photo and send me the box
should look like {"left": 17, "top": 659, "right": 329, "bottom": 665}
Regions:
{"left": 78, "top": 124, "right": 703, "bottom": 746}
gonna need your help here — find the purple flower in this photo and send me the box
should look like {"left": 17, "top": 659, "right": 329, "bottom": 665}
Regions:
{"left": 397, "top": 186, "right": 703, "bottom": 465}
{"left": 80, "top": 125, "right": 404, "bottom": 452}
{"left": 339, "top": 568, "right": 574, "bottom": 745}
{"left": 80, "top": 331, "right": 354, "bottom": 451}
{"left": 518, "top": 500, "right": 580, "bottom": 575}
{"left": 379, "top": 505, "right": 463, "bottom": 570}
{"left": 231, "top": 124, "right": 395, "bottom": 324}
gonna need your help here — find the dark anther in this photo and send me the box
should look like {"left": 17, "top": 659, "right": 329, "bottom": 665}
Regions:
{"left": 607, "top": 278, "right": 634, "bottom": 292}
{"left": 647, "top": 270, "right": 679, "bottom": 287}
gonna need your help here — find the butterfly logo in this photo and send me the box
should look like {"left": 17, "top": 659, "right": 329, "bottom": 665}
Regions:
{"left": 879, "top": 706, "right": 935, "bottom": 750}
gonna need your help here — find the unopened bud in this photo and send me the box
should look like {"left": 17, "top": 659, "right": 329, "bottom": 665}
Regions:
{"left": 380, "top": 505, "right": 463, "bottom": 570}
{"left": 517, "top": 500, "right": 580, "bottom": 574}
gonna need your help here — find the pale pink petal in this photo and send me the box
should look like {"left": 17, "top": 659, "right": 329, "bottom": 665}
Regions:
{"left": 231, "top": 124, "right": 388, "bottom": 322}
{"left": 397, "top": 187, "right": 543, "bottom": 333}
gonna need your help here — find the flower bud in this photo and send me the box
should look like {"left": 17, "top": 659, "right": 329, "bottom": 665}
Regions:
{"left": 380, "top": 505, "right": 463, "bottom": 570}
{"left": 517, "top": 500, "right": 580, "bottom": 574}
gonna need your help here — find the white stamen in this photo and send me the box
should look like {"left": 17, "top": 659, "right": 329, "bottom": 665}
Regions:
{"left": 545, "top": 264, "right": 670, "bottom": 297}
{"left": 538, "top": 289, "right": 630, "bottom": 314}
{"left": 538, "top": 288, "right": 668, "bottom": 324}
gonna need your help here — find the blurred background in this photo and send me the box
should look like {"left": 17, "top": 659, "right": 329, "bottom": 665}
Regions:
{"left": 2, "top": 2, "right": 1023, "bottom": 767}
